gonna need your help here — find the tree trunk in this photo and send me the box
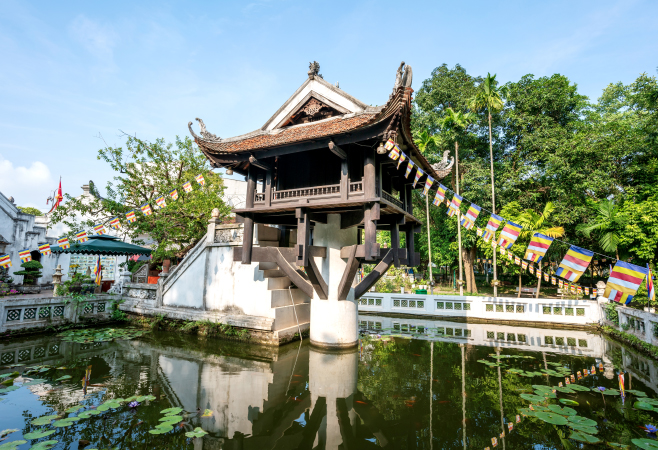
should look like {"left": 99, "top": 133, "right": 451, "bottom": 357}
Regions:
{"left": 535, "top": 270, "right": 542, "bottom": 299}
{"left": 462, "top": 246, "right": 478, "bottom": 294}
{"left": 518, "top": 273, "right": 522, "bottom": 298}
{"left": 489, "top": 111, "right": 498, "bottom": 298}
{"left": 455, "top": 141, "right": 464, "bottom": 296}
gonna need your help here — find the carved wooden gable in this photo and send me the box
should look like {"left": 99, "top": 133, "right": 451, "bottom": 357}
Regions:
{"left": 282, "top": 97, "right": 342, "bottom": 127}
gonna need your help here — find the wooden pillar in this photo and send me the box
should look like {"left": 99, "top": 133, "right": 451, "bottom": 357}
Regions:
{"left": 340, "top": 159, "right": 349, "bottom": 201}
{"left": 364, "top": 147, "right": 376, "bottom": 199}
{"left": 391, "top": 223, "right": 400, "bottom": 268}
{"left": 404, "top": 184, "right": 413, "bottom": 214}
{"left": 241, "top": 166, "right": 257, "bottom": 265}
{"left": 265, "top": 170, "right": 272, "bottom": 207}
{"left": 296, "top": 207, "right": 310, "bottom": 267}
{"left": 364, "top": 203, "right": 379, "bottom": 261}
{"left": 405, "top": 223, "right": 416, "bottom": 267}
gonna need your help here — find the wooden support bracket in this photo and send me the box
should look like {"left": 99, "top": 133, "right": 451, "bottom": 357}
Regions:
{"left": 271, "top": 248, "right": 315, "bottom": 299}
{"left": 354, "top": 249, "right": 395, "bottom": 299}
{"left": 304, "top": 254, "right": 328, "bottom": 300}
{"left": 328, "top": 141, "right": 347, "bottom": 159}
{"left": 337, "top": 244, "right": 360, "bottom": 301}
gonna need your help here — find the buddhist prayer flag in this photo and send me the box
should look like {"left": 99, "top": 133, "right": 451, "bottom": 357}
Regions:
{"left": 75, "top": 231, "right": 88, "bottom": 243}
{"left": 422, "top": 176, "right": 434, "bottom": 196}
{"left": 577, "top": 285, "right": 583, "bottom": 295}
{"left": 558, "top": 279, "right": 564, "bottom": 288}
{"left": 155, "top": 196, "right": 167, "bottom": 209}
{"left": 109, "top": 217, "right": 121, "bottom": 230}
{"left": 551, "top": 275, "right": 556, "bottom": 285}
{"left": 141, "top": 203, "right": 153, "bottom": 216}
{"left": 500, "top": 248, "right": 507, "bottom": 256}
{"left": 126, "top": 210, "right": 137, "bottom": 223}
{"left": 183, "top": 181, "right": 193, "bottom": 193}
{"left": 544, "top": 271, "right": 549, "bottom": 282}
{"left": 476, "top": 227, "right": 483, "bottom": 237}
{"left": 522, "top": 261, "right": 528, "bottom": 271}
{"left": 38, "top": 242, "right": 51, "bottom": 256}
{"left": 384, "top": 139, "right": 395, "bottom": 150}
{"left": 57, "top": 237, "right": 70, "bottom": 249}
{"left": 388, "top": 144, "right": 400, "bottom": 160}
{"left": 397, "top": 152, "right": 407, "bottom": 170}
{"left": 556, "top": 245, "right": 593, "bottom": 282}
{"left": 19, "top": 249, "right": 31, "bottom": 263}
{"left": 604, "top": 260, "right": 649, "bottom": 305}
{"left": 524, "top": 233, "right": 554, "bottom": 262}
{"left": 0, "top": 254, "right": 12, "bottom": 268}
{"left": 169, "top": 189, "right": 179, "bottom": 201}
{"left": 461, "top": 203, "right": 481, "bottom": 230}
{"left": 515, "top": 256, "right": 521, "bottom": 265}
{"left": 93, "top": 224, "right": 106, "bottom": 235}
{"left": 483, "top": 214, "right": 504, "bottom": 242}
{"left": 195, "top": 174, "right": 206, "bottom": 186}
{"left": 508, "top": 251, "right": 513, "bottom": 261}
{"left": 571, "top": 284, "right": 577, "bottom": 294}
{"left": 433, "top": 184, "right": 447, "bottom": 206}
{"left": 497, "top": 221, "right": 522, "bottom": 249}
{"left": 619, "top": 373, "right": 625, "bottom": 403}
{"left": 413, "top": 168, "right": 424, "bottom": 188}
{"left": 648, "top": 265, "right": 655, "bottom": 303}
{"left": 405, "top": 160, "right": 415, "bottom": 179}
{"left": 93, "top": 256, "right": 102, "bottom": 286}
{"left": 585, "top": 287, "right": 590, "bottom": 296}
{"left": 529, "top": 265, "right": 535, "bottom": 275}
{"left": 447, "top": 193, "right": 462, "bottom": 217}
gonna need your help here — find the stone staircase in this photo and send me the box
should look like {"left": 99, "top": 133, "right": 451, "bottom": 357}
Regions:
{"left": 257, "top": 225, "right": 311, "bottom": 335}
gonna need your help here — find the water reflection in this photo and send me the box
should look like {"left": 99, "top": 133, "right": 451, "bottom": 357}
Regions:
{"left": 2, "top": 320, "right": 658, "bottom": 448}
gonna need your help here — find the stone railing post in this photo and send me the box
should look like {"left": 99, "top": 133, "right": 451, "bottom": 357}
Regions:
{"left": 207, "top": 208, "right": 221, "bottom": 244}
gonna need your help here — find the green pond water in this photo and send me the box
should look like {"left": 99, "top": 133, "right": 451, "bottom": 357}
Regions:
{"left": 0, "top": 317, "right": 657, "bottom": 449}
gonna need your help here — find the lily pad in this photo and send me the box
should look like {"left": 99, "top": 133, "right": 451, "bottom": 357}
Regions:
{"left": 22, "top": 379, "right": 48, "bottom": 386}
{"left": 547, "top": 405, "right": 577, "bottom": 416}
{"left": 149, "top": 425, "right": 173, "bottom": 435}
{"left": 631, "top": 439, "right": 658, "bottom": 449}
{"left": 535, "top": 412, "right": 569, "bottom": 425}
{"left": 626, "top": 389, "right": 647, "bottom": 397}
{"left": 568, "top": 384, "right": 590, "bottom": 392}
{"left": 65, "top": 405, "right": 83, "bottom": 413}
{"left": 185, "top": 427, "right": 208, "bottom": 438}
{"left": 23, "top": 429, "right": 56, "bottom": 439}
{"left": 52, "top": 419, "right": 76, "bottom": 427}
{"left": 533, "top": 385, "right": 552, "bottom": 391}
{"left": 77, "top": 410, "right": 101, "bottom": 419}
{"left": 0, "top": 386, "right": 20, "bottom": 393}
{"left": 560, "top": 399, "right": 579, "bottom": 406}
{"left": 31, "top": 415, "right": 59, "bottom": 426}
{"left": 635, "top": 401, "right": 654, "bottom": 411}
{"left": 568, "top": 416, "right": 597, "bottom": 427}
{"left": 55, "top": 375, "right": 72, "bottom": 381}
{"left": 520, "top": 394, "right": 546, "bottom": 403}
{"left": 136, "top": 395, "right": 156, "bottom": 402}
{"left": 556, "top": 386, "right": 576, "bottom": 393}
{"left": 567, "top": 423, "right": 598, "bottom": 434}
{"left": 0, "top": 441, "right": 27, "bottom": 450}
{"left": 160, "top": 407, "right": 183, "bottom": 416}
{"left": 28, "top": 440, "right": 58, "bottom": 450}
{"left": 570, "top": 432, "right": 600, "bottom": 444}
{"left": 158, "top": 415, "right": 183, "bottom": 424}
{"left": 602, "top": 389, "right": 620, "bottom": 396}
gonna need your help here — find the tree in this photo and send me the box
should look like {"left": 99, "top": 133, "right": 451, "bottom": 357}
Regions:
{"left": 576, "top": 200, "right": 626, "bottom": 260}
{"left": 14, "top": 260, "right": 43, "bottom": 285}
{"left": 50, "top": 135, "right": 231, "bottom": 262}
{"left": 18, "top": 206, "right": 42, "bottom": 216}
{"left": 469, "top": 73, "right": 507, "bottom": 296}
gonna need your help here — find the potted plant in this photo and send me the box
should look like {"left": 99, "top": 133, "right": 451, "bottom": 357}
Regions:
{"left": 14, "top": 260, "right": 43, "bottom": 285}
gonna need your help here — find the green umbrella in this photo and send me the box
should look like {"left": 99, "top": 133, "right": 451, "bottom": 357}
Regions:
{"left": 51, "top": 235, "right": 152, "bottom": 256}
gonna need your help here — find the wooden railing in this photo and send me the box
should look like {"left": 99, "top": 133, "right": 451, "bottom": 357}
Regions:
{"left": 272, "top": 184, "right": 340, "bottom": 200}
{"left": 349, "top": 182, "right": 363, "bottom": 193}
{"left": 381, "top": 190, "right": 404, "bottom": 209}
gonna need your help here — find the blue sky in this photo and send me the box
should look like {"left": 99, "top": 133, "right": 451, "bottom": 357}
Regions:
{"left": 1, "top": 0, "right": 656, "bottom": 210}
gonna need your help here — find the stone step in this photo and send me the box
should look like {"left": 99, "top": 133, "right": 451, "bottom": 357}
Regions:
{"left": 273, "top": 303, "right": 310, "bottom": 331}
{"left": 258, "top": 262, "right": 278, "bottom": 271}
{"left": 263, "top": 269, "right": 286, "bottom": 278}
{"left": 268, "top": 277, "right": 293, "bottom": 290}
{"left": 271, "top": 288, "right": 310, "bottom": 308}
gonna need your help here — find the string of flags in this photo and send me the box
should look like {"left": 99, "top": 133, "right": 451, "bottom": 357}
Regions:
{"left": 384, "top": 139, "right": 654, "bottom": 304}
{"left": 0, "top": 173, "right": 208, "bottom": 270}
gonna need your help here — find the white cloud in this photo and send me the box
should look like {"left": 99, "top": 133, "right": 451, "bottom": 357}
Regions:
{"left": 0, "top": 154, "right": 54, "bottom": 210}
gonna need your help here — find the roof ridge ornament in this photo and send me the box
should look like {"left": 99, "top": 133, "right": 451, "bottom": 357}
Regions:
{"left": 308, "top": 61, "right": 322, "bottom": 79}
{"left": 431, "top": 150, "right": 455, "bottom": 180}
{"left": 188, "top": 118, "right": 221, "bottom": 142}
{"left": 394, "top": 61, "right": 413, "bottom": 91}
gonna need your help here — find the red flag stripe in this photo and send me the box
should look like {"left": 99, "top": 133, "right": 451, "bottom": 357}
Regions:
{"left": 563, "top": 254, "right": 590, "bottom": 267}
{"left": 610, "top": 270, "right": 644, "bottom": 285}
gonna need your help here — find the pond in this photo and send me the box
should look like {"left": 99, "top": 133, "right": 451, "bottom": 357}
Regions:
{"left": 0, "top": 317, "right": 657, "bottom": 449}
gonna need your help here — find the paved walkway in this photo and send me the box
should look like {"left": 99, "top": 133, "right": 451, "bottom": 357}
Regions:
{"left": 2, "top": 290, "right": 54, "bottom": 299}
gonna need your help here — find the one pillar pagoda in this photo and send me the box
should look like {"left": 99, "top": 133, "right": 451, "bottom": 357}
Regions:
{"left": 190, "top": 62, "right": 453, "bottom": 348}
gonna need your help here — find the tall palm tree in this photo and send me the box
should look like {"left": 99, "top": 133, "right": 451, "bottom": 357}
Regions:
{"left": 469, "top": 73, "right": 507, "bottom": 297}
{"left": 514, "top": 202, "right": 565, "bottom": 298}
{"left": 440, "top": 108, "right": 476, "bottom": 295}
{"left": 577, "top": 200, "right": 626, "bottom": 260}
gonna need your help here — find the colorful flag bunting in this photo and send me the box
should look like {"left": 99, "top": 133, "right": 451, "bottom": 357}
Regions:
{"left": 397, "top": 152, "right": 407, "bottom": 170}
{"left": 483, "top": 214, "right": 504, "bottom": 242}
{"left": 169, "top": 189, "right": 179, "bottom": 201}
{"left": 577, "top": 285, "right": 583, "bottom": 295}
{"left": 109, "top": 217, "right": 121, "bottom": 230}
{"left": 515, "top": 256, "right": 521, "bottom": 265}
{"left": 529, "top": 265, "right": 535, "bottom": 275}
{"left": 422, "top": 176, "right": 434, "bottom": 196}
{"left": 570, "top": 284, "right": 577, "bottom": 294}
{"left": 75, "top": 231, "right": 88, "bottom": 243}
{"left": 585, "top": 287, "right": 590, "bottom": 296}
{"left": 126, "top": 210, "right": 137, "bottom": 223}
{"left": 384, "top": 139, "right": 395, "bottom": 150}
{"left": 388, "top": 144, "right": 401, "bottom": 160}
{"left": 461, "top": 203, "right": 481, "bottom": 230}
{"left": 38, "top": 242, "right": 51, "bottom": 256}
{"left": 0, "top": 254, "right": 12, "bottom": 268}
{"left": 413, "top": 168, "right": 424, "bottom": 188}
{"left": 195, "top": 174, "right": 206, "bottom": 186}
{"left": 556, "top": 246, "right": 594, "bottom": 282}
{"left": 604, "top": 260, "right": 649, "bottom": 305}
{"left": 141, "top": 203, "right": 153, "bottom": 216}
{"left": 433, "top": 184, "right": 447, "bottom": 206}
{"left": 522, "top": 261, "right": 528, "bottom": 271}
{"left": 155, "top": 196, "right": 167, "bottom": 209}
{"left": 497, "top": 221, "right": 522, "bottom": 249}
{"left": 551, "top": 276, "right": 556, "bottom": 285}
{"left": 476, "top": 227, "right": 483, "bottom": 237}
{"left": 524, "top": 233, "right": 554, "bottom": 263}
{"left": 93, "top": 224, "right": 106, "bottom": 235}
{"left": 508, "top": 251, "right": 513, "bottom": 261}
{"left": 536, "top": 269, "right": 542, "bottom": 279}
{"left": 500, "top": 248, "right": 507, "bottom": 256}
{"left": 57, "top": 237, "right": 70, "bottom": 249}
{"left": 183, "top": 182, "right": 193, "bottom": 193}
{"left": 93, "top": 255, "right": 102, "bottom": 286}
{"left": 447, "top": 193, "right": 462, "bottom": 217}
{"left": 405, "top": 160, "right": 415, "bottom": 179}
{"left": 19, "top": 249, "right": 32, "bottom": 263}
{"left": 648, "top": 265, "right": 655, "bottom": 304}
{"left": 558, "top": 279, "right": 564, "bottom": 288}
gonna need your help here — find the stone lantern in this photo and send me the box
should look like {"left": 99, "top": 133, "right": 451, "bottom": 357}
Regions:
{"left": 52, "top": 265, "right": 64, "bottom": 296}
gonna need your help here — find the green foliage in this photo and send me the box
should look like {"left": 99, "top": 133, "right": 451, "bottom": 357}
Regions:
{"left": 602, "top": 325, "right": 658, "bottom": 360}
{"left": 17, "top": 206, "right": 42, "bottom": 216}
{"left": 49, "top": 135, "right": 232, "bottom": 262}
{"left": 605, "top": 302, "right": 620, "bottom": 326}
{"left": 13, "top": 260, "right": 43, "bottom": 285}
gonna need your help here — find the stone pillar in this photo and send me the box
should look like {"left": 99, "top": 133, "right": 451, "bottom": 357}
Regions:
{"left": 52, "top": 264, "right": 63, "bottom": 297}
{"left": 309, "top": 214, "right": 359, "bottom": 348}
{"left": 309, "top": 347, "right": 358, "bottom": 450}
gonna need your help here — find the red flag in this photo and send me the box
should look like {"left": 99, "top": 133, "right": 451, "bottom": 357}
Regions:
{"left": 47, "top": 178, "right": 63, "bottom": 213}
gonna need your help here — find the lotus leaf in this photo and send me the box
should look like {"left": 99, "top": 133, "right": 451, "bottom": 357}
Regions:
{"left": 602, "top": 389, "right": 620, "bottom": 396}
{"left": 520, "top": 394, "right": 546, "bottom": 402}
{"left": 52, "top": 418, "right": 79, "bottom": 427}
{"left": 38, "top": 368, "right": 50, "bottom": 373}
{"left": 0, "top": 374, "right": 13, "bottom": 379}
{"left": 535, "top": 412, "right": 569, "bottom": 425}
{"left": 55, "top": 375, "right": 72, "bottom": 381}
{"left": 547, "top": 405, "right": 577, "bottom": 416}
{"left": 0, "top": 441, "right": 27, "bottom": 450}
{"left": 22, "top": 379, "right": 48, "bottom": 386}
{"left": 155, "top": 422, "right": 175, "bottom": 429}
{"left": 0, "top": 386, "right": 20, "bottom": 393}
{"left": 546, "top": 362, "right": 563, "bottom": 367}
{"left": 65, "top": 405, "right": 83, "bottom": 413}
{"left": 24, "top": 429, "right": 56, "bottom": 439}
{"left": 556, "top": 386, "right": 576, "bottom": 393}
{"left": 31, "top": 415, "right": 59, "bottom": 426}
{"left": 149, "top": 425, "right": 173, "bottom": 435}
{"left": 28, "top": 440, "right": 58, "bottom": 450}
{"left": 160, "top": 407, "right": 183, "bottom": 416}
{"left": 136, "top": 395, "right": 156, "bottom": 402}
{"left": 159, "top": 415, "right": 183, "bottom": 423}
{"left": 77, "top": 410, "right": 101, "bottom": 419}
{"left": 567, "top": 423, "right": 598, "bottom": 434}
{"left": 518, "top": 408, "right": 535, "bottom": 417}
{"left": 626, "top": 389, "right": 647, "bottom": 397}
{"left": 631, "top": 439, "right": 658, "bottom": 449}
{"left": 568, "top": 384, "right": 590, "bottom": 392}
{"left": 644, "top": 399, "right": 658, "bottom": 406}
{"left": 634, "top": 401, "right": 654, "bottom": 411}
{"left": 508, "top": 368, "right": 523, "bottom": 373}
{"left": 532, "top": 385, "right": 552, "bottom": 392}
{"left": 185, "top": 427, "right": 208, "bottom": 438}
{"left": 560, "top": 399, "right": 579, "bottom": 406}
{"left": 568, "top": 416, "right": 597, "bottom": 427}
{"left": 0, "top": 430, "right": 17, "bottom": 438}
{"left": 569, "top": 432, "right": 600, "bottom": 444}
